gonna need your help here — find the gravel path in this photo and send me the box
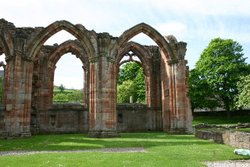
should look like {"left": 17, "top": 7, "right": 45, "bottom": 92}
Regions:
{"left": 0, "top": 147, "right": 146, "bottom": 156}
{"left": 205, "top": 160, "right": 250, "bottom": 167}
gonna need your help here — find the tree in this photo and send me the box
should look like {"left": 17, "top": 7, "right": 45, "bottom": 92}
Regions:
{"left": 58, "top": 84, "right": 65, "bottom": 92}
{"left": 118, "top": 62, "right": 142, "bottom": 84}
{"left": 134, "top": 67, "right": 146, "bottom": 103}
{"left": 53, "top": 93, "right": 68, "bottom": 103}
{"left": 188, "top": 69, "right": 219, "bottom": 113}
{"left": 191, "top": 38, "right": 249, "bottom": 116}
{"left": 117, "top": 62, "right": 145, "bottom": 103}
{"left": 68, "top": 90, "right": 84, "bottom": 103}
{"left": 236, "top": 75, "right": 250, "bottom": 108}
{"left": 117, "top": 80, "right": 137, "bottom": 103}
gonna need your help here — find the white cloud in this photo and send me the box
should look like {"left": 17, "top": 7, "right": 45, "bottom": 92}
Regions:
{"left": 156, "top": 22, "right": 187, "bottom": 39}
{"left": 0, "top": 0, "right": 249, "bottom": 87}
{"left": 144, "top": 0, "right": 250, "bottom": 16}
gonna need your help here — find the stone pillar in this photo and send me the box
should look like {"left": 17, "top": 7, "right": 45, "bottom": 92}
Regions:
{"left": 161, "top": 57, "right": 171, "bottom": 132}
{"left": 48, "top": 65, "right": 56, "bottom": 107}
{"left": 162, "top": 41, "right": 193, "bottom": 133}
{"left": 171, "top": 59, "right": 193, "bottom": 133}
{"left": 145, "top": 63, "right": 162, "bottom": 131}
{"left": 4, "top": 55, "right": 33, "bottom": 137}
{"left": 83, "top": 66, "right": 89, "bottom": 106}
{"left": 150, "top": 57, "right": 163, "bottom": 131}
{"left": 88, "top": 34, "right": 119, "bottom": 137}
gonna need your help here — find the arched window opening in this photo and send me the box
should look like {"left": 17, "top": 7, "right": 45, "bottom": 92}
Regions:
{"left": 44, "top": 30, "right": 76, "bottom": 46}
{"left": 117, "top": 52, "right": 146, "bottom": 104}
{"left": 129, "top": 33, "right": 155, "bottom": 45}
{"left": 53, "top": 53, "right": 84, "bottom": 104}
{"left": 0, "top": 53, "right": 6, "bottom": 105}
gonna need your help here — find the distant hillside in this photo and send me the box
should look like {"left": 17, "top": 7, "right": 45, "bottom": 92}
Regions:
{"left": 54, "top": 85, "right": 83, "bottom": 91}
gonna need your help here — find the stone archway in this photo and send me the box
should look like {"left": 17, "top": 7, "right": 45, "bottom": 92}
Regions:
{"left": 26, "top": 20, "right": 95, "bottom": 61}
{"left": 118, "top": 23, "right": 174, "bottom": 60}
{"left": 115, "top": 41, "right": 163, "bottom": 131}
{"left": 116, "top": 41, "right": 152, "bottom": 106}
{"left": 27, "top": 21, "right": 96, "bottom": 136}
{"left": 30, "top": 40, "right": 90, "bottom": 134}
{"left": 0, "top": 19, "right": 192, "bottom": 138}
{"left": 118, "top": 23, "right": 192, "bottom": 133}
{"left": 47, "top": 40, "right": 89, "bottom": 106}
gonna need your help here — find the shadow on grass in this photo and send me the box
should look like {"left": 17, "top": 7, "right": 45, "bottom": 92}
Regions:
{"left": 0, "top": 132, "right": 214, "bottom": 151}
{"left": 193, "top": 115, "right": 250, "bottom": 125}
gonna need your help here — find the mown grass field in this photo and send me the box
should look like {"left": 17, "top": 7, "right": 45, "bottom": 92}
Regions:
{"left": 192, "top": 115, "right": 250, "bottom": 126}
{"left": 0, "top": 133, "right": 248, "bottom": 167}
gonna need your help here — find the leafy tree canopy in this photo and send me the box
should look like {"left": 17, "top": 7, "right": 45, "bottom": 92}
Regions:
{"left": 58, "top": 84, "right": 65, "bottom": 92}
{"left": 235, "top": 75, "right": 250, "bottom": 108}
{"left": 189, "top": 38, "right": 249, "bottom": 113}
{"left": 117, "top": 62, "right": 145, "bottom": 103}
{"left": 188, "top": 69, "right": 220, "bottom": 112}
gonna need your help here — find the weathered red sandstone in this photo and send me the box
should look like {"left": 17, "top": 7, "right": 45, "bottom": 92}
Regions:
{"left": 0, "top": 19, "right": 192, "bottom": 138}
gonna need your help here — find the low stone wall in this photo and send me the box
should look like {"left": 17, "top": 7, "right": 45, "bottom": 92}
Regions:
{"left": 195, "top": 124, "right": 250, "bottom": 149}
{"left": 117, "top": 104, "right": 162, "bottom": 132}
{"left": 195, "top": 130, "right": 224, "bottom": 144}
{"left": 32, "top": 104, "right": 89, "bottom": 134}
{"left": 223, "top": 131, "right": 250, "bottom": 149}
{"left": 30, "top": 103, "right": 163, "bottom": 134}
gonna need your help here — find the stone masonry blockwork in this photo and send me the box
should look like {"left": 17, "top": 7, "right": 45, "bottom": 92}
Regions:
{"left": 0, "top": 19, "right": 192, "bottom": 138}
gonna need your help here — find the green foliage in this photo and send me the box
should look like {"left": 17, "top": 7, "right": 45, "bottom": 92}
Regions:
{"left": 117, "top": 62, "right": 145, "bottom": 103}
{"left": 188, "top": 69, "right": 219, "bottom": 111}
{"left": 117, "top": 80, "right": 136, "bottom": 103}
{"left": 58, "top": 84, "right": 65, "bottom": 92}
{"left": 53, "top": 93, "right": 68, "bottom": 102}
{"left": 0, "top": 133, "right": 245, "bottom": 167}
{"left": 118, "top": 62, "right": 141, "bottom": 84}
{"left": 236, "top": 75, "right": 250, "bottom": 108}
{"left": 237, "top": 128, "right": 250, "bottom": 133}
{"left": 0, "top": 76, "right": 3, "bottom": 104}
{"left": 53, "top": 87, "right": 84, "bottom": 103}
{"left": 190, "top": 38, "right": 249, "bottom": 112}
{"left": 192, "top": 115, "right": 250, "bottom": 126}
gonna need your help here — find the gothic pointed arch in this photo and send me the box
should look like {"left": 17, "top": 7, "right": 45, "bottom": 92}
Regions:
{"left": 118, "top": 23, "right": 174, "bottom": 60}
{"left": 26, "top": 20, "right": 95, "bottom": 61}
{"left": 48, "top": 40, "right": 88, "bottom": 69}
{"left": 117, "top": 41, "right": 151, "bottom": 77}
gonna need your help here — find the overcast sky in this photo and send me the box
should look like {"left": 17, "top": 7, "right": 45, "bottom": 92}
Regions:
{"left": 1, "top": 0, "right": 250, "bottom": 89}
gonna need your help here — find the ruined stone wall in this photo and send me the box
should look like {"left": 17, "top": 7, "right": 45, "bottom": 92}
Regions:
{"left": 0, "top": 19, "right": 192, "bottom": 138}
{"left": 31, "top": 104, "right": 88, "bottom": 134}
{"left": 117, "top": 104, "right": 162, "bottom": 132}
{"left": 30, "top": 103, "right": 162, "bottom": 134}
{"left": 195, "top": 129, "right": 250, "bottom": 149}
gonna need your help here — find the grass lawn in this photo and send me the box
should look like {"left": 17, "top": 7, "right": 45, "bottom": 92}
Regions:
{"left": 237, "top": 128, "right": 250, "bottom": 133}
{"left": 192, "top": 115, "right": 250, "bottom": 126}
{"left": 0, "top": 133, "right": 248, "bottom": 167}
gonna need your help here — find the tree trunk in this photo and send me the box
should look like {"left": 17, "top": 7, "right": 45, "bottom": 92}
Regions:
{"left": 225, "top": 104, "right": 231, "bottom": 118}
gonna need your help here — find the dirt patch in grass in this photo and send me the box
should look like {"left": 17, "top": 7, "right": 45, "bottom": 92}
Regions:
{"left": 0, "top": 147, "right": 146, "bottom": 156}
{"left": 205, "top": 160, "right": 250, "bottom": 167}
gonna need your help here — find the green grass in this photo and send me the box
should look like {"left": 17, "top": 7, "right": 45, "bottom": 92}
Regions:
{"left": 192, "top": 115, "right": 250, "bottom": 126}
{"left": 0, "top": 133, "right": 248, "bottom": 167}
{"left": 237, "top": 128, "right": 250, "bottom": 133}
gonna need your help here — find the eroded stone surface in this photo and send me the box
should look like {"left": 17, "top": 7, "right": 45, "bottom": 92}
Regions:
{"left": 0, "top": 19, "right": 192, "bottom": 138}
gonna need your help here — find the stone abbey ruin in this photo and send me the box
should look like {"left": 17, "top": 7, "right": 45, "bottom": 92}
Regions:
{"left": 0, "top": 19, "right": 192, "bottom": 138}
